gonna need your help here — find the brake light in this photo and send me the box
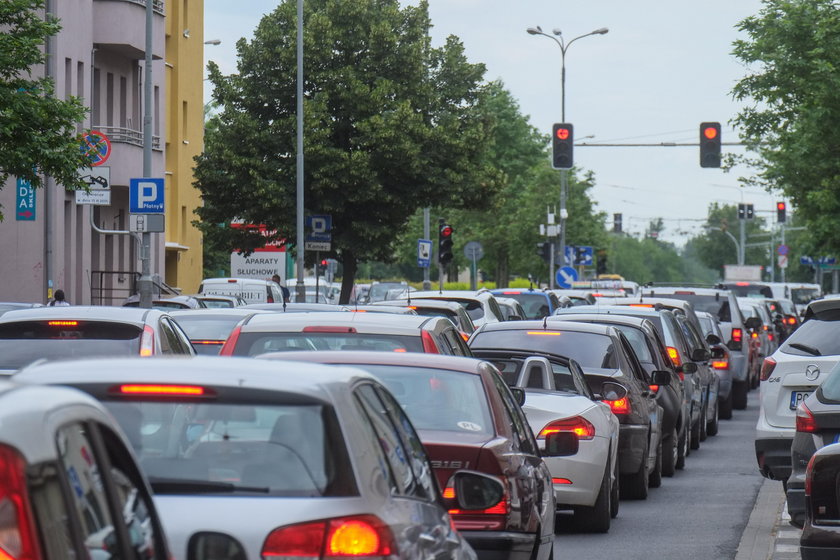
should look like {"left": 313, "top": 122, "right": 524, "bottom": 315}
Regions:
{"left": 649, "top": 384, "right": 660, "bottom": 393}
{"left": 460, "top": 331, "right": 469, "bottom": 342}
{"left": 302, "top": 326, "right": 357, "bottom": 333}
{"left": 605, "top": 397, "right": 630, "bottom": 415}
{"left": 139, "top": 325, "right": 155, "bottom": 357}
{"left": 526, "top": 331, "right": 561, "bottom": 336}
{"left": 787, "top": 317, "right": 797, "bottom": 325}
{"left": 421, "top": 330, "right": 439, "bottom": 353}
{"left": 768, "top": 333, "right": 774, "bottom": 341}
{"left": 351, "top": 310, "right": 367, "bottom": 313}
{"left": 445, "top": 479, "right": 508, "bottom": 516}
{"left": 763, "top": 324, "right": 769, "bottom": 331}
{"left": 552, "top": 478, "right": 572, "bottom": 485}
{"left": 47, "top": 320, "right": 78, "bottom": 327}
{"left": 261, "top": 515, "right": 394, "bottom": 558}
{"left": 218, "top": 325, "right": 241, "bottom": 356}
{"left": 0, "top": 445, "right": 41, "bottom": 560}
{"left": 191, "top": 340, "right": 223, "bottom": 345}
{"left": 118, "top": 384, "right": 206, "bottom": 396}
{"left": 629, "top": 304, "right": 654, "bottom": 308}
{"left": 751, "top": 332, "right": 759, "bottom": 339}
{"left": 502, "top": 291, "right": 520, "bottom": 295}
{"left": 731, "top": 328, "right": 743, "bottom": 343}
{"left": 267, "top": 295, "right": 274, "bottom": 303}
{"left": 760, "top": 357, "right": 777, "bottom": 381}
{"left": 796, "top": 402, "right": 818, "bottom": 433}
{"left": 538, "top": 416, "right": 595, "bottom": 440}
{"left": 712, "top": 360, "right": 729, "bottom": 370}
{"left": 666, "top": 346, "right": 680, "bottom": 367}
{"left": 736, "top": 282, "right": 749, "bottom": 286}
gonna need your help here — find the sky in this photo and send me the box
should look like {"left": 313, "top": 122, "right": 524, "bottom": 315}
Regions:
{"left": 203, "top": 0, "right": 775, "bottom": 246}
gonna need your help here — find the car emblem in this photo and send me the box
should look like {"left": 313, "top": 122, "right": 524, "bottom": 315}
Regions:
{"left": 805, "top": 365, "right": 821, "bottom": 381}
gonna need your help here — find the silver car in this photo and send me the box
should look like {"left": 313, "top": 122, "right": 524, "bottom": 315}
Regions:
{"left": 14, "top": 357, "right": 503, "bottom": 560}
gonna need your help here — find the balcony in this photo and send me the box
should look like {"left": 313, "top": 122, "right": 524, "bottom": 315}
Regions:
{"left": 93, "top": 0, "right": 165, "bottom": 60}
{"left": 94, "top": 126, "right": 161, "bottom": 151}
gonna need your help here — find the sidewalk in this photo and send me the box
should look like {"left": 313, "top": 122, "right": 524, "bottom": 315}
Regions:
{"left": 735, "top": 478, "right": 801, "bottom": 560}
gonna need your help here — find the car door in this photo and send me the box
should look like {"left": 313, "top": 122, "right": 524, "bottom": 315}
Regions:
{"left": 618, "top": 333, "right": 662, "bottom": 465}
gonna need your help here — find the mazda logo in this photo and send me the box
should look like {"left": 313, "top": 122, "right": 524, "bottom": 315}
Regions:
{"left": 805, "top": 365, "right": 821, "bottom": 381}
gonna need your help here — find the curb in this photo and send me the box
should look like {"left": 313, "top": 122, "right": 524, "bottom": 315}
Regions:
{"left": 736, "top": 478, "right": 787, "bottom": 560}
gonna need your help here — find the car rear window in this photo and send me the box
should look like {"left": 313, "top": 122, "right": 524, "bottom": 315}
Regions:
{"left": 233, "top": 332, "right": 423, "bottom": 355}
{"left": 0, "top": 321, "right": 142, "bottom": 369}
{"left": 200, "top": 299, "right": 236, "bottom": 309}
{"left": 102, "top": 400, "right": 357, "bottom": 497}
{"left": 651, "top": 293, "right": 732, "bottom": 322}
{"left": 818, "top": 363, "right": 840, "bottom": 403}
{"left": 496, "top": 293, "right": 551, "bottom": 319}
{"left": 172, "top": 316, "right": 243, "bottom": 341}
{"left": 353, "top": 365, "right": 494, "bottom": 436}
{"left": 780, "top": 320, "right": 840, "bottom": 357}
{"left": 489, "top": 358, "right": 579, "bottom": 393}
{"left": 470, "top": 330, "right": 617, "bottom": 370}
{"left": 791, "top": 287, "right": 821, "bottom": 305}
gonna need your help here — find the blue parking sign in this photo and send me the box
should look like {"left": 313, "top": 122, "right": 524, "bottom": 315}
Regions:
{"left": 129, "top": 178, "right": 165, "bottom": 213}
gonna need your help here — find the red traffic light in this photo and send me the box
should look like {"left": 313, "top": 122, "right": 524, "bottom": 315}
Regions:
{"left": 556, "top": 128, "right": 571, "bottom": 140}
{"left": 703, "top": 127, "right": 719, "bottom": 140}
{"left": 440, "top": 225, "right": 453, "bottom": 238}
{"left": 776, "top": 202, "right": 786, "bottom": 211}
{"left": 320, "top": 259, "right": 327, "bottom": 266}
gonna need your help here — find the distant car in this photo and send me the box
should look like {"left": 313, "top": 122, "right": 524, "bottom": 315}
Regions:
{"left": 123, "top": 294, "right": 204, "bottom": 310}
{"left": 190, "top": 294, "right": 248, "bottom": 308}
{"left": 697, "top": 310, "right": 735, "bottom": 420}
{"left": 0, "top": 306, "right": 195, "bottom": 374}
{"left": 372, "top": 299, "right": 477, "bottom": 336}
{"left": 0, "top": 302, "right": 43, "bottom": 318}
{"left": 219, "top": 311, "right": 472, "bottom": 356}
{"left": 494, "top": 296, "right": 527, "bottom": 321}
{"left": 364, "top": 282, "right": 409, "bottom": 303}
{"left": 800, "top": 442, "right": 840, "bottom": 559}
{"left": 397, "top": 290, "right": 506, "bottom": 327}
{"left": 169, "top": 308, "right": 273, "bottom": 355}
{"left": 260, "top": 351, "right": 557, "bottom": 559}
{"left": 13, "top": 357, "right": 496, "bottom": 560}
{"left": 489, "top": 289, "right": 563, "bottom": 319}
{"left": 0, "top": 380, "right": 172, "bottom": 560}
{"left": 199, "top": 277, "right": 285, "bottom": 305}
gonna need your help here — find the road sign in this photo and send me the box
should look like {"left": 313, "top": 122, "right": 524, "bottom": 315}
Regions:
{"left": 464, "top": 241, "right": 484, "bottom": 261}
{"left": 778, "top": 255, "right": 788, "bottom": 269}
{"left": 305, "top": 214, "right": 332, "bottom": 251}
{"left": 129, "top": 178, "right": 165, "bottom": 213}
{"left": 556, "top": 266, "right": 578, "bottom": 289}
{"left": 15, "top": 178, "right": 35, "bottom": 221}
{"left": 820, "top": 257, "right": 837, "bottom": 265}
{"left": 417, "top": 239, "right": 432, "bottom": 268}
{"left": 575, "top": 246, "right": 594, "bottom": 266}
{"left": 76, "top": 167, "right": 111, "bottom": 205}
{"left": 564, "top": 245, "right": 574, "bottom": 267}
{"left": 777, "top": 244, "right": 788, "bottom": 256}
{"left": 129, "top": 214, "right": 165, "bottom": 233}
{"left": 801, "top": 256, "right": 814, "bottom": 266}
{"left": 80, "top": 130, "right": 111, "bottom": 167}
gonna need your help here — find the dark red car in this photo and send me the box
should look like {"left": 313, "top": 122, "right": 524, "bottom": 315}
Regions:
{"left": 261, "top": 351, "right": 557, "bottom": 560}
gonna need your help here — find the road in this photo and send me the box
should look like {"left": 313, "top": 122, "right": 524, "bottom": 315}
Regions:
{"left": 554, "top": 393, "right": 766, "bottom": 559}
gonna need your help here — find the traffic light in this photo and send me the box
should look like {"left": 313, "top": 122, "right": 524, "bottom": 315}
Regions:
{"left": 596, "top": 250, "right": 608, "bottom": 274}
{"left": 777, "top": 201, "right": 787, "bottom": 223}
{"left": 316, "top": 259, "right": 327, "bottom": 275}
{"left": 552, "top": 123, "right": 574, "bottom": 169}
{"left": 746, "top": 204, "right": 754, "bottom": 220}
{"left": 737, "top": 203, "right": 754, "bottom": 220}
{"left": 536, "top": 242, "right": 551, "bottom": 263}
{"left": 613, "top": 213, "right": 623, "bottom": 233}
{"left": 700, "top": 122, "right": 721, "bottom": 168}
{"left": 438, "top": 222, "right": 454, "bottom": 266}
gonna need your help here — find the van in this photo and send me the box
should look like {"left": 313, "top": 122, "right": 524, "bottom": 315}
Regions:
{"left": 198, "top": 278, "right": 284, "bottom": 305}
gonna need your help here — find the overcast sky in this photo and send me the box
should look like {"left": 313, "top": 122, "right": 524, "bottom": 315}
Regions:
{"left": 204, "top": 0, "right": 774, "bottom": 245}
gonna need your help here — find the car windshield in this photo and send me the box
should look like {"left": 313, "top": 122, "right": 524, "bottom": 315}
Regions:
{"left": 780, "top": 320, "right": 840, "bottom": 357}
{"left": 102, "top": 400, "right": 357, "bottom": 497}
{"left": 0, "top": 321, "right": 142, "bottom": 369}
{"left": 470, "top": 330, "right": 617, "bottom": 370}
{"left": 791, "top": 287, "right": 821, "bottom": 305}
{"left": 353, "top": 365, "right": 494, "bottom": 436}
{"left": 367, "top": 284, "right": 405, "bottom": 302}
{"left": 233, "top": 332, "right": 423, "bottom": 355}
{"left": 496, "top": 293, "right": 551, "bottom": 319}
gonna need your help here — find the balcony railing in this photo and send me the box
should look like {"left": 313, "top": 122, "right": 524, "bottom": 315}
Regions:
{"left": 98, "top": 0, "right": 165, "bottom": 16}
{"left": 93, "top": 126, "right": 161, "bottom": 150}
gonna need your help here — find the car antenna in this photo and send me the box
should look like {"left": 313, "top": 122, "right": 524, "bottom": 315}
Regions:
{"left": 407, "top": 289, "right": 411, "bottom": 305}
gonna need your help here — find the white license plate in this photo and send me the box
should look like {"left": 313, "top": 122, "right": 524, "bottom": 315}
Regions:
{"left": 790, "top": 391, "right": 811, "bottom": 410}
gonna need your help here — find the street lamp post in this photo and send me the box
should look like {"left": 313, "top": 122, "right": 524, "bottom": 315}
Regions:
{"left": 527, "top": 26, "right": 608, "bottom": 288}
{"left": 707, "top": 226, "right": 742, "bottom": 265}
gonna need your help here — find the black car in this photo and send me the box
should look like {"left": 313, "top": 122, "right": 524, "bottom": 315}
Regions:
{"left": 469, "top": 320, "right": 667, "bottom": 500}
{"left": 548, "top": 313, "right": 686, "bottom": 477}
{"left": 800, "top": 441, "right": 840, "bottom": 559}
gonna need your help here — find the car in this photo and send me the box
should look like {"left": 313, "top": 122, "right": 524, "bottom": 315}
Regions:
{"left": 548, "top": 313, "right": 687, "bottom": 478}
{"left": 13, "top": 357, "right": 498, "bottom": 560}
{"left": 494, "top": 296, "right": 527, "bottom": 321}
{"left": 697, "top": 310, "right": 736, "bottom": 420}
{"left": 199, "top": 277, "right": 286, "bottom": 305}
{"left": 0, "top": 301, "right": 43, "bottom": 317}
{"left": 397, "top": 290, "right": 506, "bottom": 327}
{"left": 0, "top": 306, "right": 195, "bottom": 374}
{"left": 755, "top": 297, "right": 840, "bottom": 483}
{"left": 260, "top": 351, "right": 557, "bottom": 559}
{"left": 739, "top": 297, "right": 779, "bottom": 365}
{"left": 489, "top": 289, "right": 564, "bottom": 319}
{"left": 372, "top": 298, "right": 478, "bottom": 336}
{"left": 0, "top": 380, "right": 172, "bottom": 560}
{"left": 219, "top": 311, "right": 472, "bottom": 356}
{"left": 787, "top": 361, "right": 840, "bottom": 528}
{"left": 169, "top": 308, "right": 273, "bottom": 355}
{"left": 243, "top": 302, "right": 350, "bottom": 313}
{"left": 800, "top": 441, "right": 840, "bottom": 559}
{"left": 549, "top": 290, "right": 597, "bottom": 307}
{"left": 363, "top": 281, "right": 410, "bottom": 303}
{"left": 190, "top": 294, "right": 248, "bottom": 308}
{"left": 348, "top": 305, "right": 419, "bottom": 315}
{"left": 123, "top": 294, "right": 205, "bottom": 310}
{"left": 469, "top": 320, "right": 667, "bottom": 500}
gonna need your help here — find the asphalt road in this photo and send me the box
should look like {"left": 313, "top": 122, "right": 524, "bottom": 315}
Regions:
{"left": 554, "top": 390, "right": 764, "bottom": 559}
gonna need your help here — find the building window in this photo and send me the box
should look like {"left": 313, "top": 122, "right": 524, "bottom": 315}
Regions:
{"left": 120, "top": 76, "right": 127, "bottom": 128}
{"left": 64, "top": 58, "right": 71, "bottom": 101}
{"left": 182, "top": 100, "right": 188, "bottom": 140}
{"left": 154, "top": 85, "right": 160, "bottom": 136}
{"left": 106, "top": 73, "right": 114, "bottom": 126}
{"left": 92, "top": 68, "right": 101, "bottom": 125}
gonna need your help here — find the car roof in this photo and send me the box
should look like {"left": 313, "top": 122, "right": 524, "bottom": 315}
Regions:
{"left": 0, "top": 305, "right": 161, "bottom": 324}
{"left": 260, "top": 350, "right": 486, "bottom": 374}
{"left": 549, "top": 313, "right": 652, "bottom": 330}
{"left": 242, "top": 303, "right": 348, "bottom": 312}
{"left": 13, "top": 356, "right": 377, "bottom": 399}
{"left": 404, "top": 290, "right": 493, "bottom": 302}
{"left": 374, "top": 299, "right": 463, "bottom": 312}
{"left": 168, "top": 309, "right": 273, "bottom": 319}
{"left": 642, "top": 286, "right": 731, "bottom": 296}
{"left": 239, "top": 311, "right": 436, "bottom": 332}
{"left": 476, "top": 319, "right": 615, "bottom": 336}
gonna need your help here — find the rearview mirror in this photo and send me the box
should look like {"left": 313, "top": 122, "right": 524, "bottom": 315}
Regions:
{"left": 705, "top": 333, "right": 722, "bottom": 346}
{"left": 680, "top": 362, "right": 698, "bottom": 375}
{"left": 443, "top": 471, "right": 505, "bottom": 511}
{"left": 690, "top": 348, "right": 711, "bottom": 362}
{"left": 510, "top": 387, "right": 526, "bottom": 406}
{"left": 543, "top": 432, "right": 579, "bottom": 457}
{"left": 651, "top": 370, "right": 671, "bottom": 386}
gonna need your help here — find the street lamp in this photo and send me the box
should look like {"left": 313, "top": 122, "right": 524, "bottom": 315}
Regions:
{"left": 204, "top": 39, "right": 221, "bottom": 45}
{"left": 527, "top": 25, "right": 608, "bottom": 287}
{"left": 706, "top": 226, "right": 743, "bottom": 265}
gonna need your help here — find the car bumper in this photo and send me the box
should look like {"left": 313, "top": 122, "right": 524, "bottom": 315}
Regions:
{"left": 715, "top": 368, "right": 733, "bottom": 399}
{"left": 460, "top": 531, "right": 536, "bottom": 560}
{"left": 786, "top": 482, "right": 805, "bottom": 527}
{"left": 801, "top": 545, "right": 840, "bottom": 560}
{"left": 755, "top": 437, "right": 793, "bottom": 480}
{"left": 543, "top": 439, "right": 610, "bottom": 507}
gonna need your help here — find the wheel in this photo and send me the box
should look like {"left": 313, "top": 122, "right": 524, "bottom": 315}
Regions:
{"left": 661, "top": 428, "right": 678, "bottom": 477}
{"left": 620, "top": 444, "right": 649, "bottom": 500}
{"left": 572, "top": 461, "right": 611, "bottom": 533}
{"left": 648, "top": 439, "right": 663, "bottom": 488}
{"left": 676, "top": 425, "right": 687, "bottom": 469}
{"left": 751, "top": 365, "right": 761, "bottom": 389}
{"left": 690, "top": 411, "right": 701, "bottom": 450}
{"left": 706, "top": 398, "right": 720, "bottom": 436}
{"left": 732, "top": 380, "right": 748, "bottom": 410}
{"left": 610, "top": 456, "right": 620, "bottom": 518}
{"left": 719, "top": 389, "right": 733, "bottom": 420}
{"left": 699, "top": 399, "right": 708, "bottom": 442}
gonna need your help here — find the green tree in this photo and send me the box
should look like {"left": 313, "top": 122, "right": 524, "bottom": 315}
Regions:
{"left": 684, "top": 203, "right": 770, "bottom": 278}
{"left": 731, "top": 0, "right": 840, "bottom": 254}
{"left": 194, "top": 0, "right": 498, "bottom": 303}
{"left": 0, "top": 0, "right": 91, "bottom": 219}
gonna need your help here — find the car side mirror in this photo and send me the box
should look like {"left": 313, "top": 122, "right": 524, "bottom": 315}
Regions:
{"left": 705, "top": 333, "right": 722, "bottom": 346}
{"left": 690, "top": 348, "right": 711, "bottom": 362}
{"left": 510, "top": 387, "right": 526, "bottom": 406}
{"left": 598, "top": 381, "right": 627, "bottom": 402}
{"left": 651, "top": 370, "right": 671, "bottom": 386}
{"left": 543, "top": 432, "right": 579, "bottom": 457}
{"left": 680, "top": 362, "right": 698, "bottom": 375}
{"left": 443, "top": 471, "right": 505, "bottom": 511}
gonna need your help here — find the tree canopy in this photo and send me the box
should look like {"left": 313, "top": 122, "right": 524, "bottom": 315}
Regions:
{"left": 195, "top": 0, "right": 499, "bottom": 302}
{"left": 0, "top": 0, "right": 90, "bottom": 219}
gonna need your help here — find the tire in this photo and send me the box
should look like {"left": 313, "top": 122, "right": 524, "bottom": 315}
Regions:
{"left": 676, "top": 425, "right": 687, "bottom": 469}
{"left": 706, "top": 398, "right": 720, "bottom": 436}
{"left": 719, "top": 389, "right": 733, "bottom": 420}
{"left": 690, "top": 411, "right": 701, "bottom": 450}
{"left": 620, "top": 444, "right": 650, "bottom": 500}
{"left": 751, "top": 366, "right": 761, "bottom": 389}
{"left": 648, "top": 439, "right": 663, "bottom": 488}
{"left": 732, "top": 380, "right": 748, "bottom": 410}
{"left": 610, "top": 457, "right": 620, "bottom": 518}
{"left": 661, "top": 428, "right": 678, "bottom": 477}
{"left": 573, "top": 461, "right": 611, "bottom": 533}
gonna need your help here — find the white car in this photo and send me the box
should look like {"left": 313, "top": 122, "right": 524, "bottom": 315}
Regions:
{"left": 755, "top": 298, "right": 840, "bottom": 482}
{"left": 485, "top": 354, "right": 621, "bottom": 533}
{"left": 398, "top": 289, "right": 506, "bottom": 327}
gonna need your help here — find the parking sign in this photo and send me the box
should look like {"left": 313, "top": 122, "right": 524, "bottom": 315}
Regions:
{"left": 129, "top": 178, "right": 165, "bottom": 213}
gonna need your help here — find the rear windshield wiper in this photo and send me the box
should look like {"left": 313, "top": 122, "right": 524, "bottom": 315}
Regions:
{"left": 788, "top": 343, "right": 821, "bottom": 356}
{"left": 148, "top": 477, "right": 270, "bottom": 494}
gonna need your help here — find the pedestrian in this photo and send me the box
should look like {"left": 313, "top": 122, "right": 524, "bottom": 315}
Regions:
{"left": 49, "top": 289, "right": 70, "bottom": 306}
{"left": 272, "top": 274, "right": 291, "bottom": 303}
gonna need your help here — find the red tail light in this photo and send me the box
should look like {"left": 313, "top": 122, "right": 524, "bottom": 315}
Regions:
{"left": 267, "top": 295, "right": 274, "bottom": 303}
{"left": 219, "top": 325, "right": 242, "bottom": 356}
{"left": 796, "top": 402, "right": 818, "bottom": 433}
{"left": 760, "top": 357, "right": 777, "bottom": 381}
{"left": 445, "top": 478, "right": 509, "bottom": 516}
{"left": 460, "top": 331, "right": 469, "bottom": 342}
{"left": 605, "top": 397, "right": 630, "bottom": 415}
{"left": 140, "top": 324, "right": 155, "bottom": 357}
{"left": 787, "top": 317, "right": 797, "bottom": 326}
{"left": 751, "top": 332, "right": 759, "bottom": 339}
{"left": 768, "top": 333, "right": 775, "bottom": 342}
{"left": 118, "top": 384, "right": 207, "bottom": 396}
{"left": 552, "top": 478, "right": 572, "bottom": 485}
{"left": 47, "top": 320, "right": 78, "bottom": 327}
{"left": 712, "top": 360, "right": 729, "bottom": 370}
{"left": 261, "top": 515, "right": 394, "bottom": 558}
{"left": 731, "top": 328, "right": 743, "bottom": 343}
{"left": 649, "top": 384, "right": 660, "bottom": 393}
{"left": 421, "top": 330, "right": 439, "bottom": 353}
{"left": 0, "top": 445, "right": 42, "bottom": 560}
{"left": 538, "top": 416, "right": 595, "bottom": 440}
{"left": 666, "top": 346, "right": 681, "bottom": 367}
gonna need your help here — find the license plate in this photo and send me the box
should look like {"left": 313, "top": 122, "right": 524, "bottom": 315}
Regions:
{"left": 790, "top": 391, "right": 811, "bottom": 410}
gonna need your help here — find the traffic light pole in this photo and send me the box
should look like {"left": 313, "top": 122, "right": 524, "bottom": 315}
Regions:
{"left": 739, "top": 217, "right": 746, "bottom": 265}
{"left": 423, "top": 208, "right": 431, "bottom": 290}
{"left": 780, "top": 224, "right": 786, "bottom": 283}
{"left": 549, "top": 241, "right": 556, "bottom": 289}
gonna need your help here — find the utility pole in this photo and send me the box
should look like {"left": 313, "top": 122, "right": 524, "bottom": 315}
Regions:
{"left": 139, "top": 0, "right": 154, "bottom": 308}
{"left": 423, "top": 208, "right": 431, "bottom": 290}
{"left": 780, "top": 223, "right": 786, "bottom": 284}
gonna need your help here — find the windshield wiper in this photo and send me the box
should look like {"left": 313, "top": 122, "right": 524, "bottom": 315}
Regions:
{"left": 788, "top": 343, "right": 821, "bottom": 356}
{"left": 148, "top": 478, "right": 270, "bottom": 494}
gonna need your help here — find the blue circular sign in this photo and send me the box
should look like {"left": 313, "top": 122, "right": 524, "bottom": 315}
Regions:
{"left": 778, "top": 244, "right": 789, "bottom": 256}
{"left": 556, "top": 266, "right": 578, "bottom": 289}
